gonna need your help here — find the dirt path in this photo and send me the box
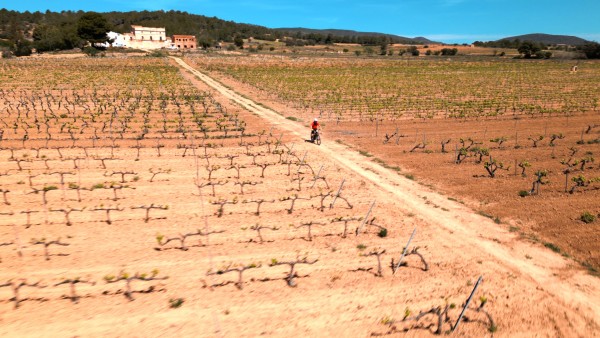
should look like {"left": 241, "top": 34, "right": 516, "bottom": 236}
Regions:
{"left": 172, "top": 56, "right": 600, "bottom": 325}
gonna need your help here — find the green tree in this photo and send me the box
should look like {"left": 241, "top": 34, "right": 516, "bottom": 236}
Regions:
{"left": 234, "top": 36, "right": 244, "bottom": 49}
{"left": 197, "top": 36, "right": 214, "bottom": 49}
{"left": 517, "top": 41, "right": 540, "bottom": 58}
{"left": 77, "top": 12, "right": 111, "bottom": 46}
{"left": 33, "top": 24, "right": 67, "bottom": 52}
{"left": 379, "top": 41, "right": 388, "bottom": 55}
{"left": 581, "top": 42, "right": 600, "bottom": 59}
{"left": 407, "top": 45, "right": 419, "bottom": 56}
{"left": 440, "top": 47, "right": 458, "bottom": 56}
{"left": 13, "top": 39, "right": 32, "bottom": 56}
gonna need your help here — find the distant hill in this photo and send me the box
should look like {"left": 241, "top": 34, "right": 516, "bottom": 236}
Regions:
{"left": 498, "top": 33, "right": 590, "bottom": 46}
{"left": 275, "top": 27, "right": 438, "bottom": 45}
{"left": 0, "top": 9, "right": 437, "bottom": 48}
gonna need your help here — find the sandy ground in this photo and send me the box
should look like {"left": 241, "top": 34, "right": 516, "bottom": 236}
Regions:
{"left": 0, "top": 55, "right": 598, "bottom": 337}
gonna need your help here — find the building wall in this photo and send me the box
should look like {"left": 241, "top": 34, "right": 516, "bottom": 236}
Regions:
{"left": 172, "top": 35, "right": 197, "bottom": 49}
{"left": 105, "top": 26, "right": 187, "bottom": 50}
{"left": 132, "top": 26, "right": 167, "bottom": 43}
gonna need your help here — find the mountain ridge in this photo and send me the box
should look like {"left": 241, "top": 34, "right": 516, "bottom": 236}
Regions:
{"left": 498, "top": 33, "right": 590, "bottom": 45}
{"left": 274, "top": 27, "right": 439, "bottom": 44}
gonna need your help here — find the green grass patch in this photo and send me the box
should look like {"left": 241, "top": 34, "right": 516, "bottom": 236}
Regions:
{"left": 372, "top": 157, "right": 386, "bottom": 165}
{"left": 543, "top": 242, "right": 561, "bottom": 253}
{"left": 477, "top": 210, "right": 494, "bottom": 219}
{"left": 286, "top": 116, "right": 301, "bottom": 122}
{"left": 372, "top": 158, "right": 402, "bottom": 172}
{"left": 580, "top": 211, "right": 596, "bottom": 224}
{"left": 582, "top": 262, "right": 600, "bottom": 277}
{"left": 358, "top": 150, "right": 373, "bottom": 157}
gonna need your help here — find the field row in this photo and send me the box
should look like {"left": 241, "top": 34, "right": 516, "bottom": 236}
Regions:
{"left": 186, "top": 55, "right": 600, "bottom": 121}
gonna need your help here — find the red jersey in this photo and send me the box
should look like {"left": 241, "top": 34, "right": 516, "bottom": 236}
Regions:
{"left": 311, "top": 121, "right": 320, "bottom": 130}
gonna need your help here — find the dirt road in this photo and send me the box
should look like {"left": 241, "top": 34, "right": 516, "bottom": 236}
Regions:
{"left": 172, "top": 56, "right": 600, "bottom": 327}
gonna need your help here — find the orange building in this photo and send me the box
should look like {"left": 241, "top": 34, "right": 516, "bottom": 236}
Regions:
{"left": 172, "top": 35, "right": 197, "bottom": 49}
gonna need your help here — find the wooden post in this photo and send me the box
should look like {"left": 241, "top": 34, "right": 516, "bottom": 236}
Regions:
{"left": 275, "top": 133, "right": 283, "bottom": 150}
{"left": 311, "top": 165, "right": 324, "bottom": 188}
{"left": 355, "top": 200, "right": 376, "bottom": 235}
{"left": 375, "top": 112, "right": 379, "bottom": 137}
{"left": 329, "top": 179, "right": 345, "bottom": 209}
{"left": 297, "top": 151, "right": 307, "bottom": 173}
{"left": 454, "top": 144, "right": 458, "bottom": 162}
{"left": 393, "top": 227, "right": 416, "bottom": 274}
{"left": 285, "top": 143, "right": 295, "bottom": 162}
{"left": 452, "top": 276, "right": 483, "bottom": 334}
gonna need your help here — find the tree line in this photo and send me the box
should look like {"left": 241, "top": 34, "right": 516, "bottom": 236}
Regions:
{"left": 0, "top": 9, "right": 426, "bottom": 56}
{"left": 473, "top": 38, "right": 600, "bottom": 59}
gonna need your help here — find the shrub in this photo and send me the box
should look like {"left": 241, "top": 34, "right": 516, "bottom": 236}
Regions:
{"left": 580, "top": 211, "right": 596, "bottom": 224}
{"left": 83, "top": 46, "right": 102, "bottom": 57}
{"left": 169, "top": 298, "right": 184, "bottom": 308}
{"left": 148, "top": 50, "right": 167, "bottom": 57}
{"left": 378, "top": 228, "right": 388, "bottom": 238}
{"left": 440, "top": 48, "right": 458, "bottom": 56}
{"left": 407, "top": 46, "right": 419, "bottom": 56}
{"left": 12, "top": 39, "right": 32, "bottom": 57}
{"left": 518, "top": 190, "right": 529, "bottom": 197}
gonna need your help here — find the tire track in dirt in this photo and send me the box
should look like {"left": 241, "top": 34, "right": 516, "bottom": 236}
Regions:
{"left": 171, "top": 56, "right": 600, "bottom": 326}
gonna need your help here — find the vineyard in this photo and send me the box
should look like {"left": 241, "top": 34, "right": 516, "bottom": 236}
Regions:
{"left": 0, "top": 55, "right": 598, "bottom": 336}
{"left": 186, "top": 55, "right": 600, "bottom": 121}
{"left": 186, "top": 54, "right": 600, "bottom": 271}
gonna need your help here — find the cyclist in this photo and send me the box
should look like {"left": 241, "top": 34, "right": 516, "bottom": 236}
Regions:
{"left": 310, "top": 118, "right": 320, "bottom": 142}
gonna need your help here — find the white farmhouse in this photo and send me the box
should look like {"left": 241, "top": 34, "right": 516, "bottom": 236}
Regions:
{"left": 107, "top": 31, "right": 127, "bottom": 47}
{"left": 104, "top": 25, "right": 172, "bottom": 49}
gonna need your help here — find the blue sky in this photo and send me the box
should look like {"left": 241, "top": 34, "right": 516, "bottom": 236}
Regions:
{"left": 3, "top": 0, "right": 599, "bottom": 43}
